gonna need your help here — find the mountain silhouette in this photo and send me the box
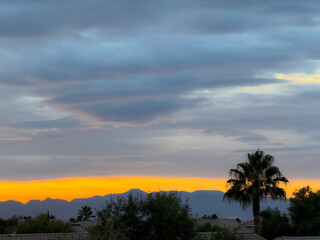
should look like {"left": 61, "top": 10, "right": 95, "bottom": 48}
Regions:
{"left": 0, "top": 189, "right": 289, "bottom": 220}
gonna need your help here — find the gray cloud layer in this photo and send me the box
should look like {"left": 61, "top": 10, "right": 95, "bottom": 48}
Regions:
{"left": 0, "top": 0, "right": 320, "bottom": 180}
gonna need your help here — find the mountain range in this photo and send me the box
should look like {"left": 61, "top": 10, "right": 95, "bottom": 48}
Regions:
{"left": 0, "top": 189, "right": 290, "bottom": 221}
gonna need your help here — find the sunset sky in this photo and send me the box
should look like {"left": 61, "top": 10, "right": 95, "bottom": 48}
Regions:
{"left": 0, "top": 0, "right": 320, "bottom": 202}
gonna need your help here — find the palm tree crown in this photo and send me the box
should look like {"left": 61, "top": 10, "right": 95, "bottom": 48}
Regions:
{"left": 78, "top": 205, "right": 93, "bottom": 221}
{"left": 224, "top": 149, "right": 288, "bottom": 234}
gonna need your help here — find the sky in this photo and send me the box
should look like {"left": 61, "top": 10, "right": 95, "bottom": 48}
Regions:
{"left": 1, "top": 0, "right": 320, "bottom": 201}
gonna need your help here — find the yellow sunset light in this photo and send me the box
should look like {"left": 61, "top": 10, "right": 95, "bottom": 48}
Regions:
{"left": 276, "top": 72, "right": 320, "bottom": 84}
{"left": 0, "top": 176, "right": 319, "bottom": 203}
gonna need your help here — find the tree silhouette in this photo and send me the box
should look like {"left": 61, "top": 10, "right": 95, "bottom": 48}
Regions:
{"left": 78, "top": 205, "right": 93, "bottom": 221}
{"left": 90, "top": 192, "right": 195, "bottom": 240}
{"left": 16, "top": 213, "right": 74, "bottom": 233}
{"left": 224, "top": 149, "right": 288, "bottom": 234}
{"left": 289, "top": 186, "right": 320, "bottom": 235}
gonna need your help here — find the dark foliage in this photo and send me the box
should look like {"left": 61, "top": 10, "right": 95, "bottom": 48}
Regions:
{"left": 16, "top": 213, "right": 74, "bottom": 234}
{"left": 260, "top": 207, "right": 291, "bottom": 240}
{"left": 89, "top": 194, "right": 144, "bottom": 240}
{"left": 201, "top": 214, "right": 218, "bottom": 219}
{"left": 77, "top": 205, "right": 94, "bottom": 221}
{"left": 0, "top": 215, "right": 18, "bottom": 234}
{"left": 224, "top": 149, "right": 288, "bottom": 233}
{"left": 289, "top": 186, "right": 320, "bottom": 236}
{"left": 90, "top": 192, "right": 195, "bottom": 240}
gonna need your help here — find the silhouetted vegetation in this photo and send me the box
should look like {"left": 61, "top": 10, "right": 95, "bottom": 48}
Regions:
{"left": 224, "top": 149, "right": 288, "bottom": 233}
{"left": 201, "top": 214, "right": 218, "bottom": 219}
{"left": 77, "top": 205, "right": 94, "bottom": 221}
{"left": 0, "top": 215, "right": 18, "bottom": 234}
{"left": 259, "top": 186, "right": 320, "bottom": 238}
{"left": 89, "top": 192, "right": 195, "bottom": 240}
{"left": 16, "top": 213, "right": 74, "bottom": 234}
{"left": 260, "top": 207, "right": 291, "bottom": 240}
{"left": 289, "top": 186, "right": 320, "bottom": 236}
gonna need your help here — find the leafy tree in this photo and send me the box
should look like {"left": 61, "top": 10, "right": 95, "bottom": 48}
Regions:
{"left": 16, "top": 213, "right": 74, "bottom": 233}
{"left": 90, "top": 192, "right": 195, "bottom": 240}
{"left": 90, "top": 194, "right": 144, "bottom": 240}
{"left": 77, "top": 205, "right": 93, "bottom": 221}
{"left": 289, "top": 186, "right": 320, "bottom": 236}
{"left": 143, "top": 192, "right": 195, "bottom": 240}
{"left": 211, "top": 214, "right": 218, "bottom": 219}
{"left": 260, "top": 207, "right": 291, "bottom": 240}
{"left": 224, "top": 149, "right": 288, "bottom": 233}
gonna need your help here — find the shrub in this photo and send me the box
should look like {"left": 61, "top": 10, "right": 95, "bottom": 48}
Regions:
{"left": 16, "top": 213, "right": 74, "bottom": 234}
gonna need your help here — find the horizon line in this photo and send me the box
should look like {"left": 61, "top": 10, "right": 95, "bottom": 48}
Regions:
{"left": 0, "top": 176, "right": 319, "bottom": 203}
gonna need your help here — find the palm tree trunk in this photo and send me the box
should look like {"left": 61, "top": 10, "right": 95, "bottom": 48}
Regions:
{"left": 252, "top": 197, "right": 260, "bottom": 234}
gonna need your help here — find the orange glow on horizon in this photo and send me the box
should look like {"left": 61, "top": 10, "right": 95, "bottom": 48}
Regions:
{"left": 0, "top": 176, "right": 319, "bottom": 203}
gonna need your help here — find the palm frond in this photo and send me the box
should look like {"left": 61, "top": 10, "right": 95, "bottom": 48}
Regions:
{"left": 224, "top": 149, "right": 289, "bottom": 210}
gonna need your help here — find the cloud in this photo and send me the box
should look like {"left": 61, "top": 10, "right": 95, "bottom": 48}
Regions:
{"left": 8, "top": 117, "right": 82, "bottom": 129}
{"left": 0, "top": 34, "right": 290, "bottom": 85}
{"left": 1, "top": 0, "right": 320, "bottom": 38}
{"left": 0, "top": 1, "right": 320, "bottom": 180}
{"left": 72, "top": 98, "right": 205, "bottom": 123}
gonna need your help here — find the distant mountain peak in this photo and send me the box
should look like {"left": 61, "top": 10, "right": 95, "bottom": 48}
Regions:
{"left": 192, "top": 190, "right": 224, "bottom": 194}
{"left": 123, "top": 188, "right": 147, "bottom": 195}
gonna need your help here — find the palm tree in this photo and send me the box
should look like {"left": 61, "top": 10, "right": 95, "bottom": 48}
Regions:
{"left": 224, "top": 149, "right": 288, "bottom": 234}
{"left": 78, "top": 205, "right": 93, "bottom": 221}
